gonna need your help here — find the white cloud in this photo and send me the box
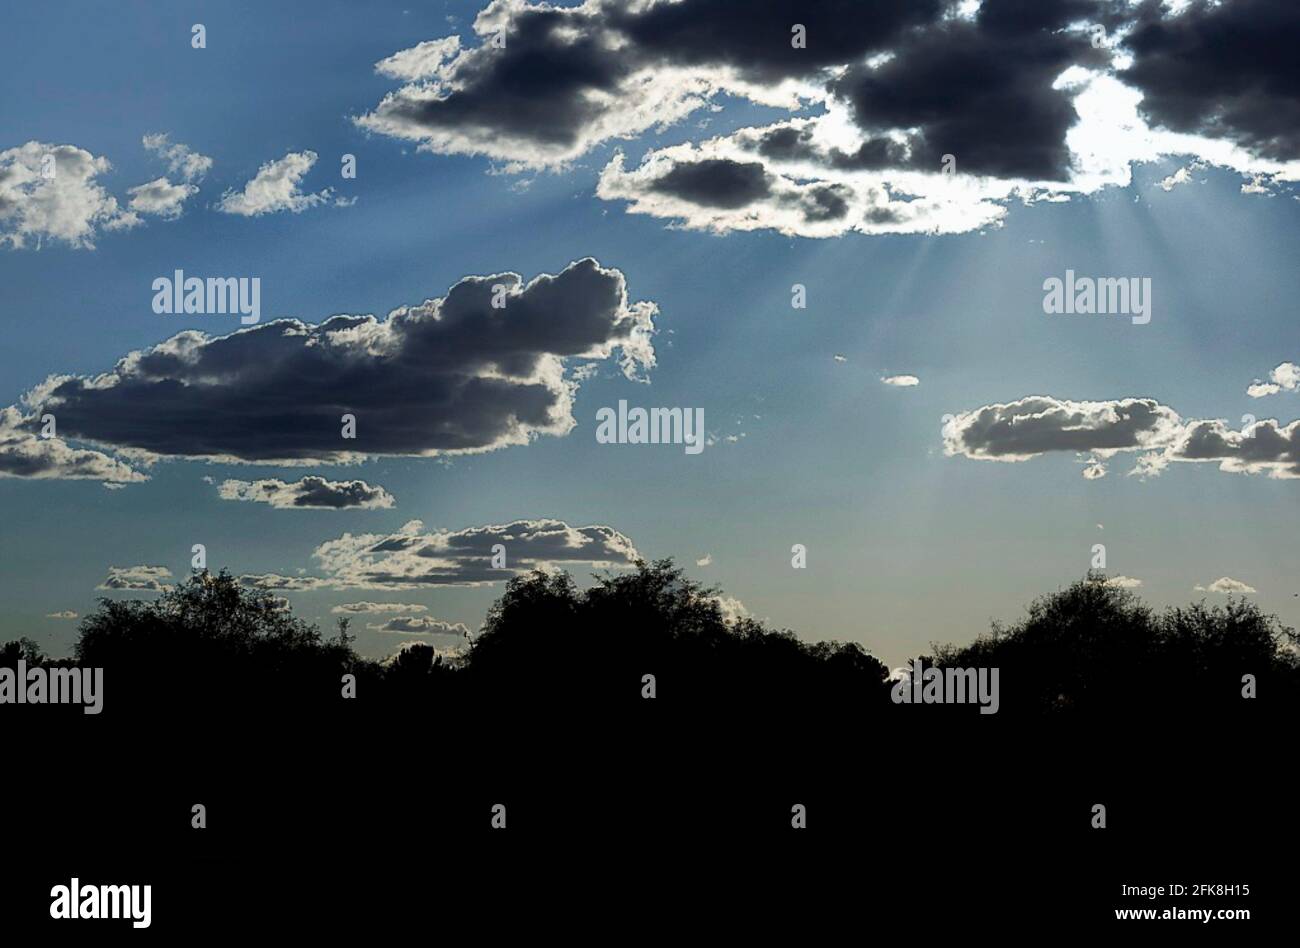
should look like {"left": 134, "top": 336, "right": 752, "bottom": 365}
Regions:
{"left": 1194, "top": 577, "right": 1257, "bottom": 595}
{"left": 374, "top": 35, "right": 463, "bottom": 81}
{"left": 0, "top": 142, "right": 138, "bottom": 248}
{"left": 881, "top": 374, "right": 919, "bottom": 387}
{"left": 1156, "top": 166, "right": 1193, "bottom": 191}
{"left": 1247, "top": 362, "right": 1300, "bottom": 398}
{"left": 695, "top": 554, "right": 712, "bottom": 567}
{"left": 217, "top": 151, "right": 335, "bottom": 216}
{"left": 1103, "top": 575, "right": 1142, "bottom": 589}
{"left": 141, "top": 133, "right": 212, "bottom": 182}
{"left": 126, "top": 177, "right": 198, "bottom": 220}
{"left": 712, "top": 595, "right": 749, "bottom": 624}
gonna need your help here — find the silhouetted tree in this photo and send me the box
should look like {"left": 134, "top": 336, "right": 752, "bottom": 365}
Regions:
{"left": 932, "top": 574, "right": 1300, "bottom": 717}
{"left": 5, "top": 561, "right": 1293, "bottom": 723}
{"left": 0, "top": 636, "right": 44, "bottom": 666}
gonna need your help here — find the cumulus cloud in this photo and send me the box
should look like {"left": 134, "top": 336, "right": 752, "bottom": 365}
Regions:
{"left": 0, "top": 407, "right": 147, "bottom": 484}
{"left": 1157, "top": 166, "right": 1194, "bottom": 191}
{"left": 1102, "top": 575, "right": 1142, "bottom": 589}
{"left": 219, "top": 476, "right": 395, "bottom": 510}
{"left": 245, "top": 517, "right": 639, "bottom": 591}
{"left": 46, "top": 611, "right": 79, "bottom": 620}
{"left": 0, "top": 142, "right": 138, "bottom": 248}
{"left": 712, "top": 594, "right": 750, "bottom": 625}
{"left": 1194, "top": 577, "right": 1258, "bottom": 595}
{"left": 125, "top": 134, "right": 211, "bottom": 220}
{"left": 141, "top": 133, "right": 212, "bottom": 182}
{"left": 1246, "top": 362, "right": 1300, "bottom": 398}
{"left": 126, "top": 177, "right": 198, "bottom": 220}
{"left": 881, "top": 374, "right": 919, "bottom": 387}
{"left": 0, "top": 136, "right": 213, "bottom": 247}
{"left": 358, "top": 0, "right": 1300, "bottom": 237}
{"left": 331, "top": 601, "right": 429, "bottom": 615}
{"left": 696, "top": 554, "right": 712, "bottom": 566}
{"left": 97, "top": 565, "right": 173, "bottom": 591}
{"left": 217, "top": 151, "right": 335, "bottom": 216}
{"left": 7, "top": 258, "right": 654, "bottom": 470}
{"left": 943, "top": 396, "right": 1185, "bottom": 462}
{"left": 367, "top": 616, "right": 470, "bottom": 636}
{"left": 943, "top": 394, "right": 1300, "bottom": 479}
{"left": 1119, "top": 0, "right": 1300, "bottom": 163}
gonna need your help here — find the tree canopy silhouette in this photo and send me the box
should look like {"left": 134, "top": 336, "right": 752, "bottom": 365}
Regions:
{"left": 3, "top": 562, "right": 1295, "bottom": 720}
{"left": 931, "top": 572, "right": 1299, "bottom": 717}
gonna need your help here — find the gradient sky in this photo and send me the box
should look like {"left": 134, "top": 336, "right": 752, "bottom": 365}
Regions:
{"left": 2, "top": 0, "right": 1298, "bottom": 666}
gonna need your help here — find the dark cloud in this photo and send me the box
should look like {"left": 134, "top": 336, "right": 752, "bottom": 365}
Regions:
{"left": 792, "top": 184, "right": 853, "bottom": 222}
{"left": 0, "top": 407, "right": 146, "bottom": 483}
{"left": 755, "top": 124, "right": 915, "bottom": 172}
{"left": 361, "top": 0, "right": 1298, "bottom": 239}
{"left": 610, "top": 0, "right": 945, "bottom": 82}
{"left": 944, "top": 394, "right": 1300, "bottom": 479}
{"left": 358, "top": 0, "right": 944, "bottom": 165}
{"left": 395, "top": 10, "right": 623, "bottom": 145}
{"left": 1170, "top": 418, "right": 1300, "bottom": 477}
{"left": 367, "top": 616, "right": 469, "bottom": 636}
{"left": 1120, "top": 0, "right": 1300, "bottom": 162}
{"left": 647, "top": 158, "right": 772, "bottom": 208}
{"left": 944, "top": 396, "right": 1182, "bottom": 460}
{"left": 829, "top": 0, "right": 1110, "bottom": 180}
{"left": 19, "top": 258, "right": 654, "bottom": 466}
{"left": 218, "top": 476, "right": 395, "bottom": 510}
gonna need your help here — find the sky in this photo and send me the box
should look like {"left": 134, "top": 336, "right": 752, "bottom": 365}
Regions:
{"left": 2, "top": 0, "right": 1298, "bottom": 667}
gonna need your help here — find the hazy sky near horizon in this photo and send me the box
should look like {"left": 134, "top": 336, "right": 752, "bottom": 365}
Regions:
{"left": 2, "top": 0, "right": 1298, "bottom": 666}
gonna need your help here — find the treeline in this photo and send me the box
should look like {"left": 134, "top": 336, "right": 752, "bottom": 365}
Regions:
{"left": 3, "top": 561, "right": 1297, "bottom": 719}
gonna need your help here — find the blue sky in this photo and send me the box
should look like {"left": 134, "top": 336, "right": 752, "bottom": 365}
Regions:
{"left": 3, "top": 0, "right": 1298, "bottom": 665}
